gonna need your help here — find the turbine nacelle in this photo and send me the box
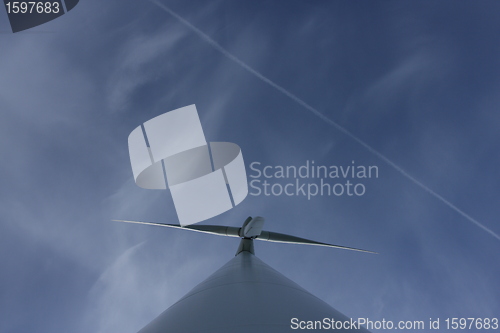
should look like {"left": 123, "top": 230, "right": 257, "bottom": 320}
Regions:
{"left": 239, "top": 216, "right": 265, "bottom": 238}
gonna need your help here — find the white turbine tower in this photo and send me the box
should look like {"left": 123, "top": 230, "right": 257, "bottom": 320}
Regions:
{"left": 117, "top": 105, "right": 375, "bottom": 332}
{"left": 115, "top": 217, "right": 375, "bottom": 332}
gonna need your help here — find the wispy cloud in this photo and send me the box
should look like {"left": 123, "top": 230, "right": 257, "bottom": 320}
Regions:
{"left": 106, "top": 26, "right": 188, "bottom": 113}
{"left": 148, "top": 0, "right": 500, "bottom": 242}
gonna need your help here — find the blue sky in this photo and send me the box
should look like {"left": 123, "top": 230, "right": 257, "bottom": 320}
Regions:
{"left": 1, "top": 1, "right": 499, "bottom": 332}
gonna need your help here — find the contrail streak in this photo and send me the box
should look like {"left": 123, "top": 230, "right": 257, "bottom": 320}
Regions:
{"left": 150, "top": 0, "right": 500, "bottom": 242}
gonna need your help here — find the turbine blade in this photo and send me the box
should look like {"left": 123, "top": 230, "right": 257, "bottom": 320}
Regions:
{"left": 112, "top": 220, "right": 241, "bottom": 237}
{"left": 113, "top": 220, "right": 376, "bottom": 253}
{"left": 257, "top": 231, "right": 377, "bottom": 254}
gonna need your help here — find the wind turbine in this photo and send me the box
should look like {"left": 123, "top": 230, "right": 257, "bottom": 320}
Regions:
{"left": 115, "top": 217, "right": 375, "bottom": 332}
{"left": 118, "top": 105, "right": 375, "bottom": 332}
